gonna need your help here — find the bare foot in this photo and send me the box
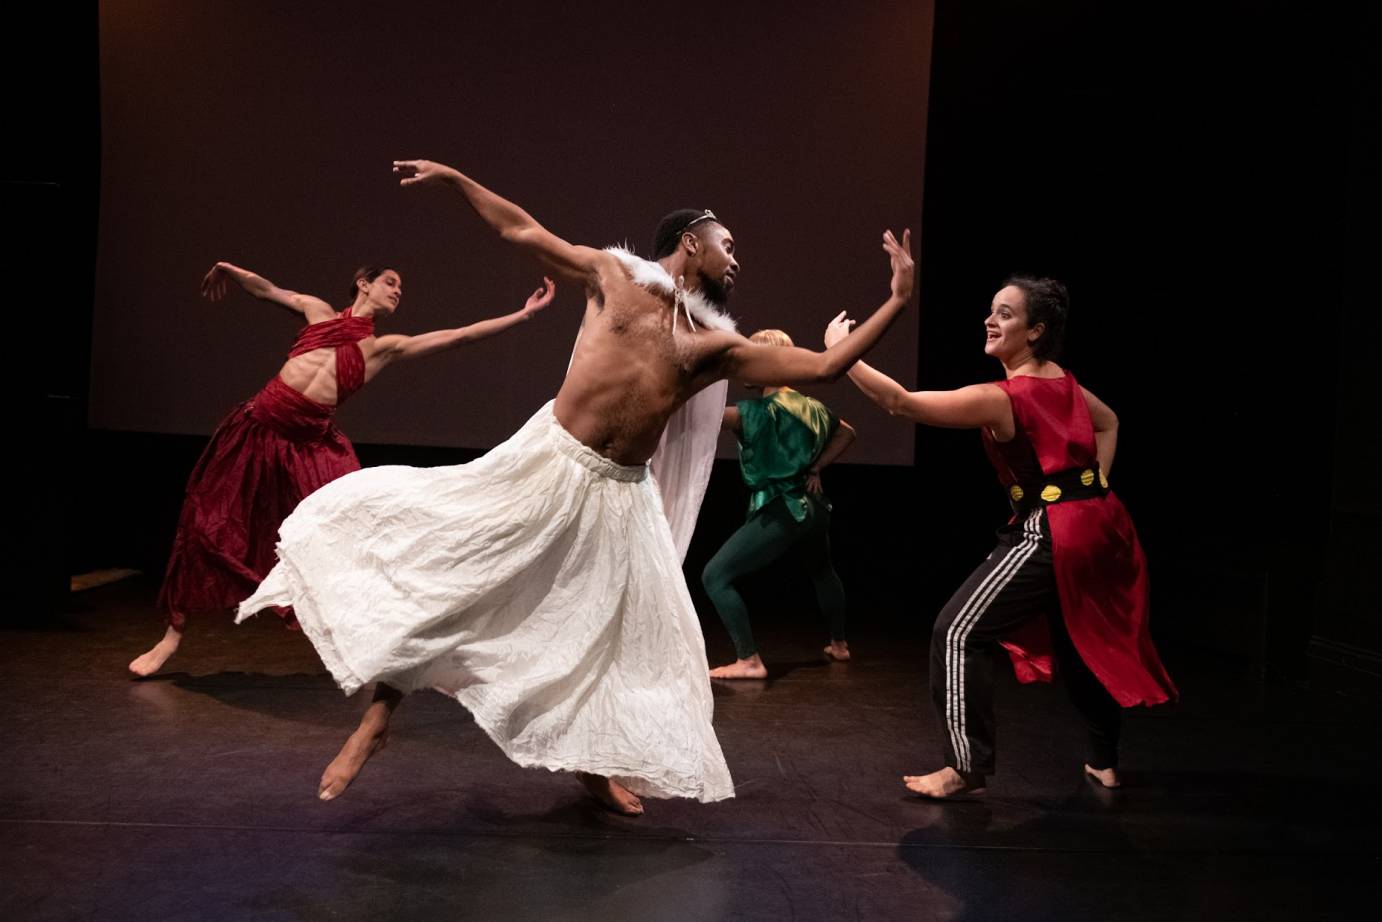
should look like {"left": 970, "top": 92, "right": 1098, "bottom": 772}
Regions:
{"left": 319, "top": 722, "right": 389, "bottom": 801}
{"left": 128, "top": 625, "right": 183, "bottom": 677}
{"left": 823, "top": 640, "right": 851, "bottom": 661}
{"left": 577, "top": 773, "right": 644, "bottom": 816}
{"left": 709, "top": 654, "right": 768, "bottom": 679}
{"left": 903, "top": 767, "right": 986, "bottom": 799}
{"left": 1084, "top": 764, "right": 1121, "bottom": 788}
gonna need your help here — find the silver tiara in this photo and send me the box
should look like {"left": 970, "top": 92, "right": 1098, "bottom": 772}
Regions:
{"left": 683, "top": 209, "right": 718, "bottom": 231}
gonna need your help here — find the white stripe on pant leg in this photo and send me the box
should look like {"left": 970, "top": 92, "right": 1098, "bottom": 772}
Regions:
{"left": 949, "top": 509, "right": 1043, "bottom": 770}
{"left": 942, "top": 546, "right": 1027, "bottom": 769}
{"left": 955, "top": 509, "right": 1043, "bottom": 769}
{"left": 951, "top": 527, "right": 1040, "bottom": 771}
{"left": 943, "top": 517, "right": 1039, "bottom": 770}
{"left": 944, "top": 513, "right": 1040, "bottom": 770}
{"left": 944, "top": 508, "right": 1043, "bottom": 772}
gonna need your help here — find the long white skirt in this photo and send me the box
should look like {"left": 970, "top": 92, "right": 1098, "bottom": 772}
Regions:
{"left": 238, "top": 401, "right": 734, "bottom": 802}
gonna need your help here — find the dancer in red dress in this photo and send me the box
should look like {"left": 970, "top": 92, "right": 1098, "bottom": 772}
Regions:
{"left": 825, "top": 275, "right": 1176, "bottom": 797}
{"left": 128, "top": 261, "right": 554, "bottom": 677}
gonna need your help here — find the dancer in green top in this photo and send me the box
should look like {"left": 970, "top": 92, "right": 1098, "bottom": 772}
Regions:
{"left": 705, "top": 329, "right": 857, "bottom": 679}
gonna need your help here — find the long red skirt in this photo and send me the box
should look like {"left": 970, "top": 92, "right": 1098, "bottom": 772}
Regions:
{"left": 157, "top": 377, "right": 360, "bottom": 628}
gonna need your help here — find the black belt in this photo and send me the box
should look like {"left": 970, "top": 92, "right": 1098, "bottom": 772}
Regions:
{"left": 1008, "top": 465, "right": 1108, "bottom": 513}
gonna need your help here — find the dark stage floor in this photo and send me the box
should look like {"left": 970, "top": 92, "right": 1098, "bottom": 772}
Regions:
{"left": 2, "top": 577, "right": 1377, "bottom": 921}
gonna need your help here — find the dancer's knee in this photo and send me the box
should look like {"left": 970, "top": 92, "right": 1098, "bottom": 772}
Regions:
{"left": 701, "top": 558, "right": 732, "bottom": 595}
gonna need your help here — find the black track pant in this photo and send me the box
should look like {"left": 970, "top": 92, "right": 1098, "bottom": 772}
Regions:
{"left": 929, "top": 507, "right": 1121, "bottom": 775}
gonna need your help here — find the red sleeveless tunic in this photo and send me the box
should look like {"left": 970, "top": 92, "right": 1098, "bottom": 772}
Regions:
{"left": 157, "top": 310, "right": 375, "bottom": 627}
{"left": 982, "top": 373, "right": 1178, "bottom": 707}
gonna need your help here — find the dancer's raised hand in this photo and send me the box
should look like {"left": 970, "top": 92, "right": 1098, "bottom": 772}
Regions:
{"left": 201, "top": 262, "right": 233, "bottom": 301}
{"left": 523, "top": 277, "right": 557, "bottom": 317}
{"left": 824, "top": 310, "right": 855, "bottom": 348}
{"left": 883, "top": 228, "right": 914, "bottom": 302}
{"left": 393, "top": 159, "right": 455, "bottom": 188}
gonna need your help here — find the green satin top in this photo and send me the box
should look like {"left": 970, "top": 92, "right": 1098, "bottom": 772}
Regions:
{"left": 736, "top": 388, "right": 839, "bottom": 522}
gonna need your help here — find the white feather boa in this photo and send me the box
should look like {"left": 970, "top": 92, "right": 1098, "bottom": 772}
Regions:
{"left": 604, "top": 247, "right": 738, "bottom": 333}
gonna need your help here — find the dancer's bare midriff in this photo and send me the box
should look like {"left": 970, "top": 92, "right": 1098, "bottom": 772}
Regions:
{"left": 279, "top": 334, "right": 408, "bottom": 407}
{"left": 277, "top": 347, "right": 354, "bottom": 406}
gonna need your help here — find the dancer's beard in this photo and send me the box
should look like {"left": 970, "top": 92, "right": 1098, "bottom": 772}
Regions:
{"left": 699, "top": 275, "right": 729, "bottom": 306}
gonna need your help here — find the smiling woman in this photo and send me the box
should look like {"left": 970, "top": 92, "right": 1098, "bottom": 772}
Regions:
{"left": 986, "top": 276, "right": 1068, "bottom": 362}
{"left": 823, "top": 277, "right": 1177, "bottom": 799}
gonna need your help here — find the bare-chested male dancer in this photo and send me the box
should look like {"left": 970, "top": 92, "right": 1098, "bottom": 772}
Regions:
{"left": 239, "top": 159, "right": 914, "bottom": 815}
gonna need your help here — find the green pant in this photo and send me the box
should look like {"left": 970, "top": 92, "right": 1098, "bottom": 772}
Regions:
{"left": 701, "top": 494, "right": 847, "bottom": 659}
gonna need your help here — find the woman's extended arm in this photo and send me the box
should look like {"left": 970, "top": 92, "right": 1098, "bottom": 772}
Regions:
{"left": 374, "top": 278, "right": 556, "bottom": 364}
{"left": 831, "top": 354, "right": 1011, "bottom": 435}
{"left": 200, "top": 261, "right": 336, "bottom": 321}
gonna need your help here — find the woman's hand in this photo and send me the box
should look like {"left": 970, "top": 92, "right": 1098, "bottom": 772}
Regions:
{"left": 824, "top": 310, "right": 855, "bottom": 348}
{"left": 883, "top": 228, "right": 914, "bottom": 302}
{"left": 393, "top": 159, "right": 457, "bottom": 188}
{"left": 200, "top": 262, "right": 235, "bottom": 301}
{"left": 523, "top": 277, "right": 556, "bottom": 317}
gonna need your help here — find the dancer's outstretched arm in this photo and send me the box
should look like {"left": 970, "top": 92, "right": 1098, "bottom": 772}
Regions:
{"left": 823, "top": 335, "right": 1010, "bottom": 432}
{"left": 709, "top": 230, "right": 914, "bottom": 388}
{"left": 374, "top": 278, "right": 556, "bottom": 365}
{"left": 1082, "top": 387, "right": 1119, "bottom": 475}
{"left": 200, "top": 261, "right": 336, "bottom": 322}
{"left": 393, "top": 160, "right": 614, "bottom": 285}
{"left": 840, "top": 351, "right": 1114, "bottom": 463}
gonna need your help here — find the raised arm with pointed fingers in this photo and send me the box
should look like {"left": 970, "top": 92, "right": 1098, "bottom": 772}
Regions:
{"left": 371, "top": 277, "right": 556, "bottom": 367}
{"left": 393, "top": 160, "right": 614, "bottom": 286}
{"left": 201, "top": 261, "right": 337, "bottom": 322}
